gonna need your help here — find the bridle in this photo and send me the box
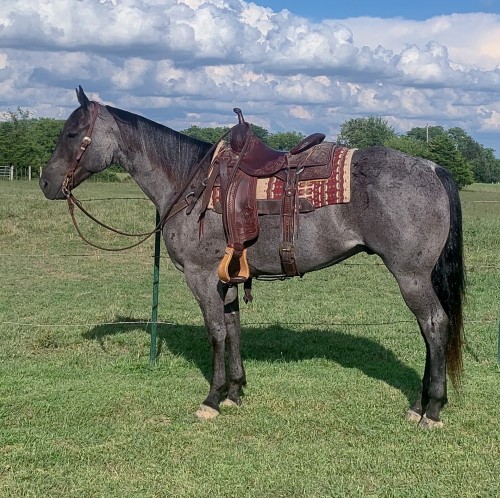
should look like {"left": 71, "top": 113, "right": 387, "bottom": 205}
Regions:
{"left": 61, "top": 100, "right": 224, "bottom": 251}
{"left": 61, "top": 101, "right": 100, "bottom": 198}
{"left": 61, "top": 101, "right": 160, "bottom": 251}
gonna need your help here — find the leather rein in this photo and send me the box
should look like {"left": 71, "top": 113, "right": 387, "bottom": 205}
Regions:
{"left": 61, "top": 101, "right": 222, "bottom": 252}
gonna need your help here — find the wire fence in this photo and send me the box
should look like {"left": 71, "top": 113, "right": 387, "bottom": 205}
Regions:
{"left": 0, "top": 167, "right": 131, "bottom": 182}
{"left": 1, "top": 185, "right": 499, "bottom": 333}
{"left": 0, "top": 166, "right": 41, "bottom": 181}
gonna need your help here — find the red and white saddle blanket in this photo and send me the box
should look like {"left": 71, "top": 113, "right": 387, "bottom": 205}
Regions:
{"left": 209, "top": 146, "right": 355, "bottom": 211}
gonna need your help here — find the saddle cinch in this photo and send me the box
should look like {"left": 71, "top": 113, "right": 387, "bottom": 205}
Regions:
{"left": 200, "top": 108, "right": 338, "bottom": 285}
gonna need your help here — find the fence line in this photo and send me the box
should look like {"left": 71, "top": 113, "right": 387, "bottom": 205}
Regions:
{"left": 0, "top": 252, "right": 497, "bottom": 270}
{"left": 0, "top": 192, "right": 150, "bottom": 202}
{"left": 0, "top": 320, "right": 174, "bottom": 328}
{"left": 0, "top": 317, "right": 497, "bottom": 330}
{"left": 0, "top": 166, "right": 40, "bottom": 181}
{"left": 0, "top": 165, "right": 14, "bottom": 180}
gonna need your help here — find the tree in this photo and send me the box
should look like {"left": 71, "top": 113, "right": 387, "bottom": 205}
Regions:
{"left": 0, "top": 109, "right": 65, "bottom": 173}
{"left": 447, "top": 127, "right": 499, "bottom": 183}
{"left": 405, "top": 125, "right": 500, "bottom": 183}
{"left": 337, "top": 116, "right": 396, "bottom": 148}
{"left": 384, "top": 135, "right": 431, "bottom": 159}
{"left": 182, "top": 122, "right": 270, "bottom": 146}
{"left": 182, "top": 125, "right": 230, "bottom": 144}
{"left": 249, "top": 123, "right": 269, "bottom": 142}
{"left": 266, "top": 131, "right": 305, "bottom": 150}
{"left": 427, "top": 134, "right": 474, "bottom": 188}
{"left": 406, "top": 125, "right": 446, "bottom": 144}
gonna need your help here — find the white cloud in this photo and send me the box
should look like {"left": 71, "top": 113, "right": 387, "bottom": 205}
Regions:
{"left": 343, "top": 13, "right": 500, "bottom": 70}
{"left": 289, "top": 105, "right": 313, "bottom": 120}
{"left": 0, "top": 0, "right": 499, "bottom": 153}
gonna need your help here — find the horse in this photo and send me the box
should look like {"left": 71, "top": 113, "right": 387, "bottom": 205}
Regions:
{"left": 40, "top": 87, "right": 465, "bottom": 428}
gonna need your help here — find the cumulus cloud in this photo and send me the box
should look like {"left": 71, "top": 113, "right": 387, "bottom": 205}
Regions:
{"left": 0, "top": 0, "right": 499, "bottom": 151}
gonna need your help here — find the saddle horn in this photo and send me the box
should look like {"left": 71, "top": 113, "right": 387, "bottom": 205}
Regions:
{"left": 233, "top": 108, "right": 246, "bottom": 124}
{"left": 230, "top": 108, "right": 250, "bottom": 153}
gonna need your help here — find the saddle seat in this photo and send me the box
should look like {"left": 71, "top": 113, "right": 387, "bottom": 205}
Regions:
{"left": 230, "top": 108, "right": 326, "bottom": 177}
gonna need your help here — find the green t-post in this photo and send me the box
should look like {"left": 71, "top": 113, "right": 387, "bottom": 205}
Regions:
{"left": 497, "top": 306, "right": 500, "bottom": 366}
{"left": 149, "top": 210, "right": 161, "bottom": 365}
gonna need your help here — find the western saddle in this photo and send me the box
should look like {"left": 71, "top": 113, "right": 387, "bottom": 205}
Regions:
{"left": 196, "top": 108, "right": 337, "bottom": 286}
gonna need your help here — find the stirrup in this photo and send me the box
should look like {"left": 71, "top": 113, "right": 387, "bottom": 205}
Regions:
{"left": 218, "top": 246, "right": 250, "bottom": 284}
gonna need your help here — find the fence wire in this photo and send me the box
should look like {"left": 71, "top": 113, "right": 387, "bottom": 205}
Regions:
{"left": 2, "top": 187, "right": 498, "bottom": 332}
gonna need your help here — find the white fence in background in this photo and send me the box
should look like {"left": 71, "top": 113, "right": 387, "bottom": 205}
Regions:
{"left": 0, "top": 166, "right": 42, "bottom": 181}
{"left": 0, "top": 165, "right": 14, "bottom": 180}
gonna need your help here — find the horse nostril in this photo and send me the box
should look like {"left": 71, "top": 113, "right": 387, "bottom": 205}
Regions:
{"left": 39, "top": 177, "right": 48, "bottom": 192}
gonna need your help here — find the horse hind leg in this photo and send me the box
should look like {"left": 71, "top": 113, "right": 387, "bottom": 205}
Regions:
{"left": 395, "top": 273, "right": 448, "bottom": 428}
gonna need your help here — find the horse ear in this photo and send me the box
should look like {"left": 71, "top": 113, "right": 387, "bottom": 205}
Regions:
{"left": 76, "top": 85, "right": 91, "bottom": 109}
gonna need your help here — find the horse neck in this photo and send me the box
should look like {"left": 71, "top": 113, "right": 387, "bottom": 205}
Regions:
{"left": 111, "top": 110, "right": 211, "bottom": 214}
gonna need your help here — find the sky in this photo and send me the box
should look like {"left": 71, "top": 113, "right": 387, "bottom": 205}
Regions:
{"left": 0, "top": 0, "right": 499, "bottom": 155}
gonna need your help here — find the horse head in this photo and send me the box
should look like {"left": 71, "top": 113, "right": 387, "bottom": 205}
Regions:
{"left": 40, "top": 86, "right": 118, "bottom": 199}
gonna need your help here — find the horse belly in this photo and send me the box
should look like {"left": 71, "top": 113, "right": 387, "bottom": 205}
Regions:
{"left": 247, "top": 205, "right": 362, "bottom": 275}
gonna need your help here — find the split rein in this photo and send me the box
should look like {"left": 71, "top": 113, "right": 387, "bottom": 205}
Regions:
{"left": 62, "top": 101, "right": 227, "bottom": 252}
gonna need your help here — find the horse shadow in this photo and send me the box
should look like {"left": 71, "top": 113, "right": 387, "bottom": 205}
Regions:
{"left": 84, "top": 317, "right": 420, "bottom": 404}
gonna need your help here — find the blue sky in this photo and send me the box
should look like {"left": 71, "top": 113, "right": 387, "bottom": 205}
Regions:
{"left": 1, "top": 0, "right": 499, "bottom": 155}
{"left": 257, "top": 0, "right": 500, "bottom": 20}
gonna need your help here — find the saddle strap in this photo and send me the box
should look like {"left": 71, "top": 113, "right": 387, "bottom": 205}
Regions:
{"left": 280, "top": 167, "right": 300, "bottom": 277}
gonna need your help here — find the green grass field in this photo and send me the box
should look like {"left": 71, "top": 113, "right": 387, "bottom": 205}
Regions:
{"left": 0, "top": 180, "right": 499, "bottom": 497}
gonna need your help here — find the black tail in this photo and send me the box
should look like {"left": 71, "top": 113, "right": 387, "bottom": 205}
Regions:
{"left": 431, "top": 166, "right": 466, "bottom": 389}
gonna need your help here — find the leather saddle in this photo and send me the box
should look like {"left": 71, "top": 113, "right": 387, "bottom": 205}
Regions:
{"left": 204, "top": 108, "right": 336, "bottom": 285}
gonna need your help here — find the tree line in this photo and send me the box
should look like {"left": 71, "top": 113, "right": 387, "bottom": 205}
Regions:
{"left": 1, "top": 108, "right": 499, "bottom": 188}
{"left": 0, "top": 109, "right": 63, "bottom": 172}
{"left": 183, "top": 118, "right": 500, "bottom": 188}
{"left": 336, "top": 116, "right": 500, "bottom": 188}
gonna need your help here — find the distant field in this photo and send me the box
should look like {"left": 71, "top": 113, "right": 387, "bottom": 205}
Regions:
{"left": 0, "top": 180, "right": 498, "bottom": 498}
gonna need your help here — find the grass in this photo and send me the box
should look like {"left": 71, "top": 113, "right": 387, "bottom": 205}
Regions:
{"left": 0, "top": 180, "right": 499, "bottom": 497}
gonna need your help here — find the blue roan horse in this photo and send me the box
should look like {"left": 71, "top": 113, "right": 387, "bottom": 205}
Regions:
{"left": 40, "top": 87, "right": 465, "bottom": 428}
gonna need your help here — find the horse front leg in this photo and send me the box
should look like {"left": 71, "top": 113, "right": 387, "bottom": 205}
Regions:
{"left": 184, "top": 271, "right": 244, "bottom": 420}
{"left": 221, "top": 283, "right": 246, "bottom": 408}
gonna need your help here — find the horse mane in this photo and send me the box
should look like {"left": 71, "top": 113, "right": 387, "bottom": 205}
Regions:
{"left": 105, "top": 105, "right": 212, "bottom": 179}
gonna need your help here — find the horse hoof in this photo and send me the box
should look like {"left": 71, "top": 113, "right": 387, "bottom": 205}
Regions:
{"left": 194, "top": 404, "right": 219, "bottom": 421}
{"left": 418, "top": 415, "right": 444, "bottom": 429}
{"left": 406, "top": 409, "right": 422, "bottom": 423}
{"left": 221, "top": 398, "right": 239, "bottom": 408}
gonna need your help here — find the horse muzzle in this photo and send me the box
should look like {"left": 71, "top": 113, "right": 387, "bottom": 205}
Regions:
{"left": 39, "top": 173, "right": 66, "bottom": 200}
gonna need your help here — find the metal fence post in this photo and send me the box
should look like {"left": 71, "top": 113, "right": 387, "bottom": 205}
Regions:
{"left": 497, "top": 306, "right": 500, "bottom": 366}
{"left": 149, "top": 210, "right": 161, "bottom": 366}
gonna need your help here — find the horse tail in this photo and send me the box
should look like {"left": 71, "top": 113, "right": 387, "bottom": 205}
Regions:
{"left": 431, "top": 166, "right": 466, "bottom": 389}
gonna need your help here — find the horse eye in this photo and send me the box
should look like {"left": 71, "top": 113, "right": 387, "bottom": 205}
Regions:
{"left": 66, "top": 132, "right": 78, "bottom": 139}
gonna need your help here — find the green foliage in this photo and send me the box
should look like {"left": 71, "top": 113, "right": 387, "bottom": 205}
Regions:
{"left": 266, "top": 131, "right": 305, "bottom": 150}
{"left": 428, "top": 134, "right": 474, "bottom": 188}
{"left": 249, "top": 123, "right": 269, "bottom": 141}
{"left": 181, "top": 125, "right": 230, "bottom": 144}
{"left": 0, "top": 108, "right": 64, "bottom": 173}
{"left": 2, "top": 106, "right": 498, "bottom": 186}
{"left": 384, "top": 135, "right": 432, "bottom": 159}
{"left": 402, "top": 126, "right": 499, "bottom": 184}
{"left": 448, "top": 127, "right": 500, "bottom": 183}
{"left": 406, "top": 125, "right": 446, "bottom": 143}
{"left": 338, "top": 116, "right": 396, "bottom": 148}
{"left": 182, "top": 123, "right": 303, "bottom": 151}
